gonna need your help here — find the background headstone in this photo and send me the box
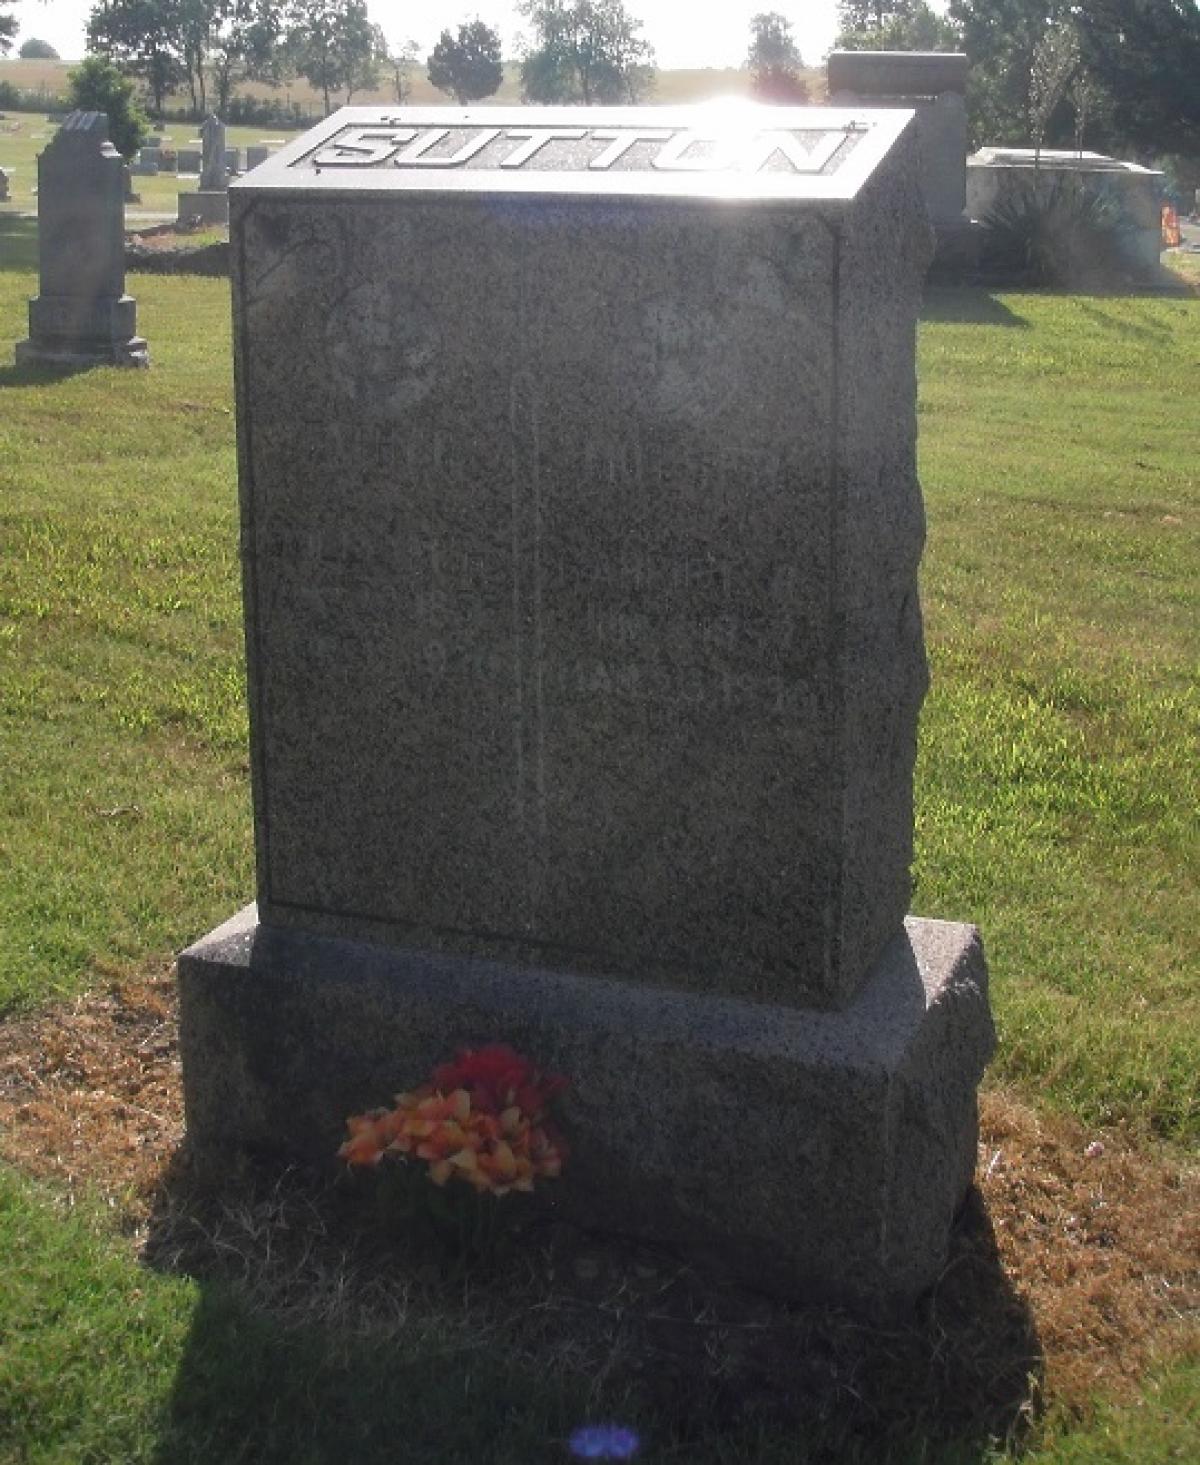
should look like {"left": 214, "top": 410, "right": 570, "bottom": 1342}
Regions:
{"left": 176, "top": 148, "right": 202, "bottom": 173}
{"left": 245, "top": 145, "right": 271, "bottom": 171}
{"left": 200, "top": 114, "right": 228, "bottom": 191}
{"left": 0, "top": 167, "right": 10, "bottom": 203}
{"left": 179, "top": 107, "right": 994, "bottom": 1310}
{"left": 16, "top": 111, "right": 148, "bottom": 368}
{"left": 178, "top": 114, "right": 231, "bottom": 225}
{"left": 828, "top": 51, "right": 970, "bottom": 226}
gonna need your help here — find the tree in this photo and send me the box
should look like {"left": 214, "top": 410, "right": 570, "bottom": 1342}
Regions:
{"left": 287, "top": 0, "right": 385, "bottom": 114}
{"left": 746, "top": 12, "right": 808, "bottom": 102}
{"left": 1069, "top": 69, "right": 1103, "bottom": 156}
{"left": 207, "top": 0, "right": 287, "bottom": 116}
{"left": 835, "top": 0, "right": 959, "bottom": 51}
{"left": 518, "top": 0, "right": 654, "bottom": 104}
{"left": 19, "top": 37, "right": 60, "bottom": 58}
{"left": 427, "top": 19, "right": 504, "bottom": 104}
{"left": 1028, "top": 23, "right": 1080, "bottom": 162}
{"left": 0, "top": 5, "right": 16, "bottom": 56}
{"left": 67, "top": 53, "right": 151, "bottom": 158}
{"left": 1075, "top": 0, "right": 1200, "bottom": 159}
{"left": 948, "top": 0, "right": 1075, "bottom": 147}
{"left": 87, "top": 0, "right": 186, "bottom": 116}
{"left": 388, "top": 36, "right": 419, "bottom": 103}
{"left": 950, "top": 0, "right": 1200, "bottom": 159}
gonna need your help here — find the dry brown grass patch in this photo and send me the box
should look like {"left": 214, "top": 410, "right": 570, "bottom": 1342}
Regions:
{"left": 0, "top": 972, "right": 1196, "bottom": 1438}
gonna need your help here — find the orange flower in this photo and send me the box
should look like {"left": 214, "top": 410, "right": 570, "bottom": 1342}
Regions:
{"left": 337, "top": 1109, "right": 397, "bottom": 1167}
{"left": 340, "top": 1047, "right": 568, "bottom": 1196}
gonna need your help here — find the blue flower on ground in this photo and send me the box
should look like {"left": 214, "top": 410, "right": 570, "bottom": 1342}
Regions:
{"left": 567, "top": 1422, "right": 641, "bottom": 1460}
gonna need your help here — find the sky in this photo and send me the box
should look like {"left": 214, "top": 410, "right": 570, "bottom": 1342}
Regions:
{"left": 8, "top": 2, "right": 844, "bottom": 72}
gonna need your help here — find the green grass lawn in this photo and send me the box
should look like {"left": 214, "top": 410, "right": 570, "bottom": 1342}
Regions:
{"left": 0, "top": 247, "right": 1196, "bottom": 1462}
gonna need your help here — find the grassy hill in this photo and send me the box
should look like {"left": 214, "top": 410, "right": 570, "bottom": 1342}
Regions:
{"left": 0, "top": 56, "right": 828, "bottom": 116}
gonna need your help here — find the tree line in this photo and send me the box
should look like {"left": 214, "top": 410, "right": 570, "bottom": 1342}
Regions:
{"left": 1, "top": 1, "right": 1196, "bottom": 168}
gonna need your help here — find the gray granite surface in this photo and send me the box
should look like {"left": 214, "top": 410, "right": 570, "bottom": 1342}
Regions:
{"left": 230, "top": 105, "right": 932, "bottom": 1011}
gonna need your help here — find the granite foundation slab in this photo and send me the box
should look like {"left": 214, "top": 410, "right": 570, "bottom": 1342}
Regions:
{"left": 178, "top": 910, "right": 995, "bottom": 1311}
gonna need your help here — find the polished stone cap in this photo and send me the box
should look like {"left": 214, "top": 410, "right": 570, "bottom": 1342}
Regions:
{"left": 234, "top": 104, "right": 916, "bottom": 203}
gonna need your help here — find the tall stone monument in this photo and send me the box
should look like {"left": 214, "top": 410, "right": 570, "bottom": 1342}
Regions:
{"left": 16, "top": 111, "right": 148, "bottom": 369}
{"left": 828, "top": 51, "right": 973, "bottom": 270}
{"left": 179, "top": 106, "right": 995, "bottom": 1310}
{"left": 177, "top": 112, "right": 231, "bottom": 225}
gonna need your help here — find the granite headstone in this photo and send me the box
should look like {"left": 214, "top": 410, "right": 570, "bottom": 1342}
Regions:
{"left": 16, "top": 111, "right": 148, "bottom": 368}
{"left": 200, "top": 113, "right": 228, "bottom": 190}
{"left": 179, "top": 105, "right": 995, "bottom": 1309}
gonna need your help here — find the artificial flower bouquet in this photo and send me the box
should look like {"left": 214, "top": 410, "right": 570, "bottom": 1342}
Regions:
{"left": 338, "top": 1043, "right": 569, "bottom": 1258}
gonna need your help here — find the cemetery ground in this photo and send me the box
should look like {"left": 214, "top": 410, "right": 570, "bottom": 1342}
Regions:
{"left": 0, "top": 113, "right": 287, "bottom": 221}
{"left": 0, "top": 240, "right": 1197, "bottom": 1462}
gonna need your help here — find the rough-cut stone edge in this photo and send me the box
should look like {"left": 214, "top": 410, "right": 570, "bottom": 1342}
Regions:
{"left": 178, "top": 910, "right": 995, "bottom": 1311}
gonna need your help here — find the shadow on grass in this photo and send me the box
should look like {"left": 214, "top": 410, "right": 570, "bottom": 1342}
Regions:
{"left": 921, "top": 287, "right": 1031, "bottom": 328}
{"left": 142, "top": 1154, "right": 1043, "bottom": 1465}
{"left": 0, "top": 359, "right": 100, "bottom": 388}
{"left": 0, "top": 212, "right": 37, "bottom": 273}
{"left": 1073, "top": 299, "right": 1178, "bottom": 341}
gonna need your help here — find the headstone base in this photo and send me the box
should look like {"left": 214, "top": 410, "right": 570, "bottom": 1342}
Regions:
{"left": 178, "top": 909, "right": 995, "bottom": 1313}
{"left": 15, "top": 337, "right": 150, "bottom": 369}
{"left": 18, "top": 292, "right": 148, "bottom": 368}
{"left": 177, "top": 189, "right": 230, "bottom": 226}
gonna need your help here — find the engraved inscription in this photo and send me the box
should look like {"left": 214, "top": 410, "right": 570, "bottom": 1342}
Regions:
{"left": 308, "top": 123, "right": 857, "bottom": 176}
{"left": 257, "top": 503, "right": 821, "bottom": 723}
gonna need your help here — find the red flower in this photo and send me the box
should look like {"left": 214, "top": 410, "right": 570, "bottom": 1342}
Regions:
{"left": 431, "top": 1044, "right": 567, "bottom": 1117}
{"left": 433, "top": 1044, "right": 531, "bottom": 1098}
